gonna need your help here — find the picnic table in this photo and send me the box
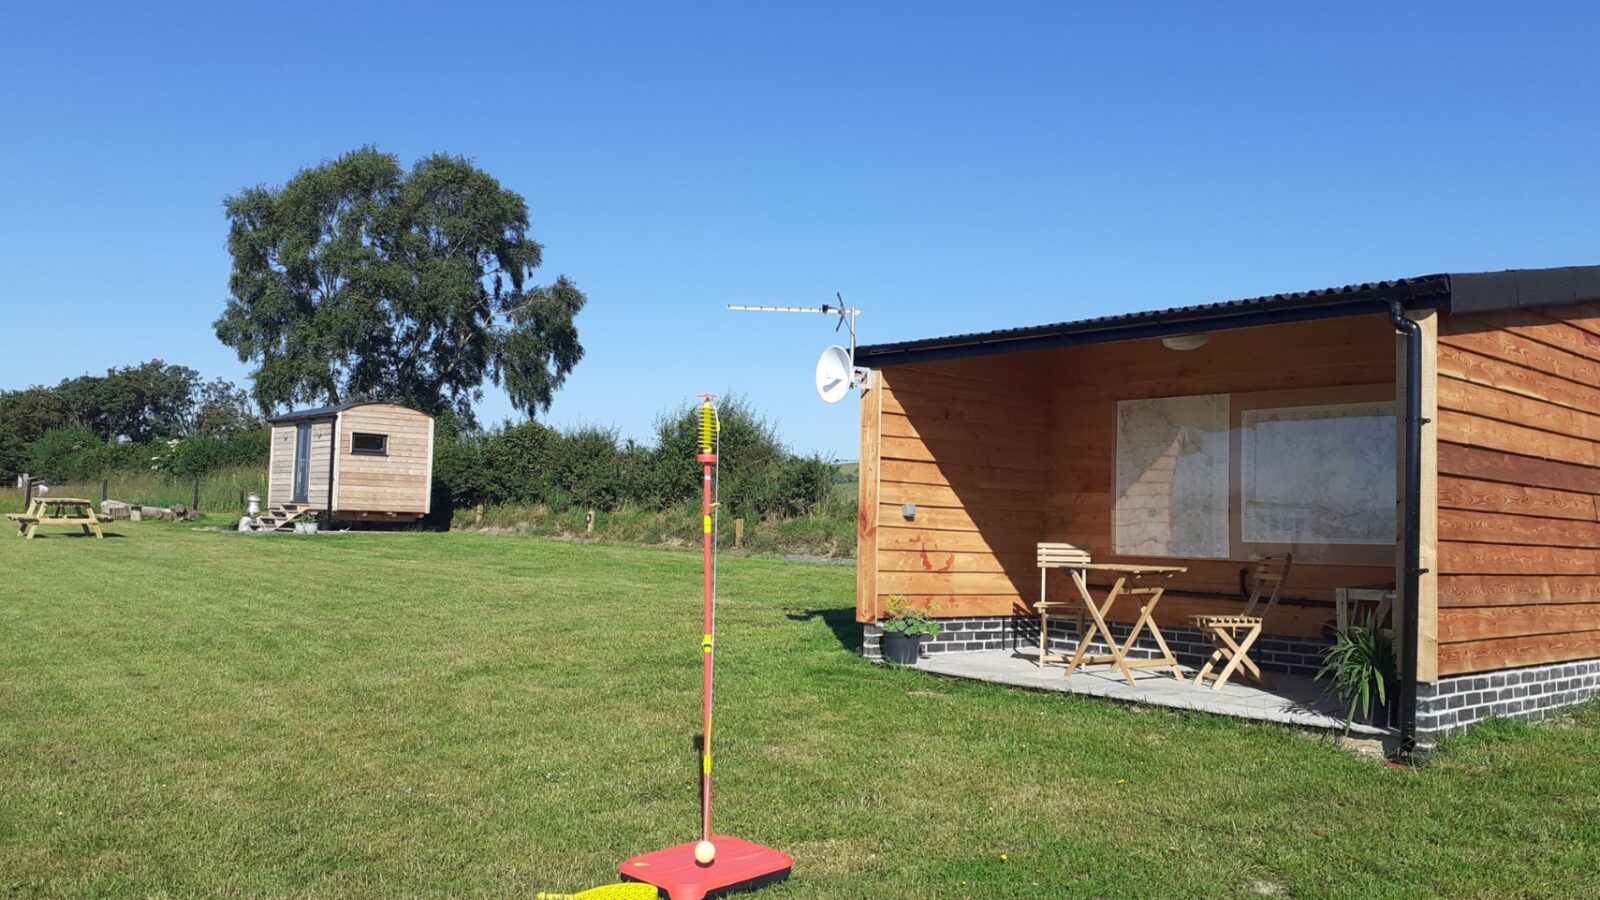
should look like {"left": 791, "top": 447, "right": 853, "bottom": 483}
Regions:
{"left": 7, "top": 497, "right": 105, "bottom": 539}
{"left": 1061, "top": 563, "right": 1188, "bottom": 686}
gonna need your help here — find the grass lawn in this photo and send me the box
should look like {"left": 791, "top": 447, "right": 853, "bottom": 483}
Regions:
{"left": 1, "top": 523, "right": 1597, "bottom": 898}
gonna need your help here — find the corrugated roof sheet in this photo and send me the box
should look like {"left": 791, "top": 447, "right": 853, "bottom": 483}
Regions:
{"left": 854, "top": 274, "right": 1452, "bottom": 366}
{"left": 853, "top": 265, "right": 1600, "bottom": 367}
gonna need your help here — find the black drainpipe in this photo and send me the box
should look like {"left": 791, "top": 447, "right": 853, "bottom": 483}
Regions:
{"left": 1388, "top": 301, "right": 1424, "bottom": 759}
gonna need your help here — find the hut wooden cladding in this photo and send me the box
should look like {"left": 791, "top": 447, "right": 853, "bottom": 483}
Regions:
{"left": 856, "top": 284, "right": 1600, "bottom": 683}
{"left": 266, "top": 402, "right": 434, "bottom": 521}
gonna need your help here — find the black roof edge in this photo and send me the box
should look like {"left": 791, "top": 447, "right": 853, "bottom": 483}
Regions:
{"left": 1446, "top": 266, "right": 1600, "bottom": 314}
{"left": 854, "top": 265, "right": 1600, "bottom": 369}
{"left": 855, "top": 275, "right": 1450, "bottom": 369}
{"left": 265, "top": 401, "right": 361, "bottom": 424}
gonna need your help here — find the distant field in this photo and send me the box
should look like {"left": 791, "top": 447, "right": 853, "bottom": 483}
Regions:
{"left": 2, "top": 525, "right": 1597, "bottom": 897}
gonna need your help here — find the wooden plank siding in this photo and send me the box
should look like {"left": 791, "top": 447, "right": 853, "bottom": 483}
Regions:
{"left": 332, "top": 404, "right": 433, "bottom": 516}
{"left": 855, "top": 381, "right": 882, "bottom": 623}
{"left": 1436, "top": 303, "right": 1600, "bottom": 674}
{"left": 1408, "top": 308, "right": 1440, "bottom": 683}
{"left": 867, "top": 355, "right": 1052, "bottom": 620}
{"left": 267, "top": 420, "right": 334, "bottom": 511}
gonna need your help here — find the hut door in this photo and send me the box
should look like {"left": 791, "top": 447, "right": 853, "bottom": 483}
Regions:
{"left": 292, "top": 422, "right": 311, "bottom": 503}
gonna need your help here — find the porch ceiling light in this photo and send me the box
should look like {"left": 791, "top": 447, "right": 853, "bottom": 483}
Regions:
{"left": 1161, "top": 333, "right": 1210, "bottom": 351}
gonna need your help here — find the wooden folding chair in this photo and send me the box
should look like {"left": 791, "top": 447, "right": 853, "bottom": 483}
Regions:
{"left": 1191, "top": 554, "right": 1293, "bottom": 690}
{"left": 1035, "top": 542, "right": 1090, "bottom": 667}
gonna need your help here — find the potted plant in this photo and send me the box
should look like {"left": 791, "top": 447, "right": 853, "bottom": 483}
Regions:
{"left": 879, "top": 595, "right": 940, "bottom": 665}
{"left": 1316, "top": 616, "right": 1399, "bottom": 732}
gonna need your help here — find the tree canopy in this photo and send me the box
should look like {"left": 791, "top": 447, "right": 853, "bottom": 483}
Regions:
{"left": 215, "top": 147, "right": 585, "bottom": 423}
{"left": 0, "top": 361, "right": 261, "bottom": 481}
{"left": 0, "top": 361, "right": 257, "bottom": 445}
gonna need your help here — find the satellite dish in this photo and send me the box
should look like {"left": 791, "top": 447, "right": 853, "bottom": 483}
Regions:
{"left": 815, "top": 345, "right": 853, "bottom": 404}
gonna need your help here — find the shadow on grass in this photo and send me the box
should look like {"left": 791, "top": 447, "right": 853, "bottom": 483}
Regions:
{"left": 786, "top": 607, "right": 862, "bottom": 653}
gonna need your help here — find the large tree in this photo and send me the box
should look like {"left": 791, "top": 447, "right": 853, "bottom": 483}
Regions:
{"left": 215, "top": 147, "right": 585, "bottom": 422}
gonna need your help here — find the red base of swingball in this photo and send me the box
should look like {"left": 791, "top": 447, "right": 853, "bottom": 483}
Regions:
{"left": 620, "top": 835, "right": 792, "bottom": 900}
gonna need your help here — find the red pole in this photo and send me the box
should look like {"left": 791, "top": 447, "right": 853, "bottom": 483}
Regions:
{"left": 700, "top": 453, "right": 714, "bottom": 841}
{"left": 698, "top": 398, "right": 717, "bottom": 844}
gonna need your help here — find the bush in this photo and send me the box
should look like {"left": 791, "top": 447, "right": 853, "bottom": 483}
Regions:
{"left": 436, "top": 396, "right": 833, "bottom": 520}
{"left": 151, "top": 429, "right": 272, "bottom": 478}
{"left": 27, "top": 428, "right": 105, "bottom": 481}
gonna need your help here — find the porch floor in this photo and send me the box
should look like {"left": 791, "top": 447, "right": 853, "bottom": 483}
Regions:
{"left": 913, "top": 648, "right": 1391, "bottom": 737}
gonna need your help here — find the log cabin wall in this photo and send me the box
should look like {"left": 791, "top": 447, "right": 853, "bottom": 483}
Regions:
{"left": 1045, "top": 314, "right": 1398, "bottom": 639}
{"left": 860, "top": 352, "right": 1054, "bottom": 623}
{"left": 1435, "top": 303, "right": 1600, "bottom": 675}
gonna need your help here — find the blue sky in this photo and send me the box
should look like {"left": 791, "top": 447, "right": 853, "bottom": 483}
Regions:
{"left": 4, "top": 2, "right": 1600, "bottom": 458}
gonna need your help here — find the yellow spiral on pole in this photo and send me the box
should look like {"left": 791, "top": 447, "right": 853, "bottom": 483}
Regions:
{"left": 698, "top": 400, "right": 717, "bottom": 454}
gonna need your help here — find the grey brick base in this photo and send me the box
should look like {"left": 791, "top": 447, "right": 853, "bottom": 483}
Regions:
{"left": 863, "top": 614, "right": 1331, "bottom": 678}
{"left": 1417, "top": 658, "right": 1600, "bottom": 739}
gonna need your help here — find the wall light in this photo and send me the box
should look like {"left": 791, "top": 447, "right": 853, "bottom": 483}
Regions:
{"left": 1161, "top": 333, "right": 1210, "bottom": 351}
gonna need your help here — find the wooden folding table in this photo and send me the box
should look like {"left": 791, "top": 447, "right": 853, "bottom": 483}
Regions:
{"left": 1061, "top": 563, "right": 1187, "bottom": 686}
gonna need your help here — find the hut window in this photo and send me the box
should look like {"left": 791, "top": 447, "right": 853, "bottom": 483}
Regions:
{"left": 351, "top": 433, "right": 388, "bottom": 456}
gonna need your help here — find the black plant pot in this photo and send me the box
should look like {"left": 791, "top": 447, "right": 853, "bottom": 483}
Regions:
{"left": 1365, "top": 695, "right": 1400, "bottom": 731}
{"left": 881, "top": 631, "right": 924, "bottom": 665}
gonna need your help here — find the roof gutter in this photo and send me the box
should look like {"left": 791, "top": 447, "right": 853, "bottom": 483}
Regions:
{"left": 856, "top": 291, "right": 1446, "bottom": 369}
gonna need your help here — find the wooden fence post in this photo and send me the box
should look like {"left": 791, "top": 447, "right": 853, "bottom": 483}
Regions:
{"left": 734, "top": 517, "right": 745, "bottom": 549}
{"left": 586, "top": 510, "right": 595, "bottom": 534}
{"left": 192, "top": 476, "right": 201, "bottom": 510}
{"left": 21, "top": 475, "right": 33, "bottom": 510}
{"left": 101, "top": 479, "right": 109, "bottom": 503}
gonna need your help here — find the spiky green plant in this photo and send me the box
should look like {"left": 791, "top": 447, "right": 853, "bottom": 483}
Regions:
{"left": 1316, "top": 615, "right": 1398, "bottom": 731}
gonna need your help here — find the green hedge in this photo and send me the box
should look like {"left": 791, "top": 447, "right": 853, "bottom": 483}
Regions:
{"left": 19, "top": 428, "right": 272, "bottom": 483}
{"left": 435, "top": 397, "right": 833, "bottom": 520}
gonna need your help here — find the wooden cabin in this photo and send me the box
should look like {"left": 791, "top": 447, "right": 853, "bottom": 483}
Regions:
{"left": 265, "top": 402, "right": 434, "bottom": 523}
{"left": 854, "top": 265, "right": 1600, "bottom": 745}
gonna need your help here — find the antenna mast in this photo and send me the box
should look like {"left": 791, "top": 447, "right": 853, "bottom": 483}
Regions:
{"left": 727, "top": 293, "right": 871, "bottom": 392}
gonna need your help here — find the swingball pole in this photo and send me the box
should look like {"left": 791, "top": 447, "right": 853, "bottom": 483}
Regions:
{"left": 619, "top": 396, "right": 792, "bottom": 900}
{"left": 697, "top": 394, "right": 717, "bottom": 851}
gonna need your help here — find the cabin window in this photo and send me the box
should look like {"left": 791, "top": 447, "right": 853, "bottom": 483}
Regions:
{"left": 1114, "top": 394, "right": 1231, "bottom": 558}
{"left": 1239, "top": 401, "right": 1396, "bottom": 545}
{"left": 1113, "top": 389, "right": 1397, "bottom": 563}
{"left": 350, "top": 432, "right": 388, "bottom": 456}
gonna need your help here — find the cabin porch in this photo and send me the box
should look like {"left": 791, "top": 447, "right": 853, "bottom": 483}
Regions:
{"left": 858, "top": 309, "right": 1426, "bottom": 730}
{"left": 914, "top": 644, "right": 1391, "bottom": 736}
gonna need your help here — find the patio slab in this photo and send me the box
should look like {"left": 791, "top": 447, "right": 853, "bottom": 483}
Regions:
{"left": 913, "top": 648, "right": 1392, "bottom": 737}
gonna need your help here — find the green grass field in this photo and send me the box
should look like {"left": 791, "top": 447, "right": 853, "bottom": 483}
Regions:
{"left": 2, "top": 523, "right": 1597, "bottom": 897}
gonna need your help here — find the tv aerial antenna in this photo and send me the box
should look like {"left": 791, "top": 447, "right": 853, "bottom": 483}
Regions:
{"left": 727, "top": 293, "right": 870, "bottom": 404}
